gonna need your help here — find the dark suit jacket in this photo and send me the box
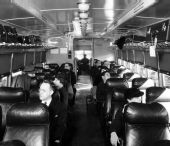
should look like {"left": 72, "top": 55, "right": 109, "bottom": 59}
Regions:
{"left": 48, "top": 97, "right": 67, "bottom": 143}
{"left": 96, "top": 81, "right": 110, "bottom": 102}
{"left": 110, "top": 106, "right": 124, "bottom": 139}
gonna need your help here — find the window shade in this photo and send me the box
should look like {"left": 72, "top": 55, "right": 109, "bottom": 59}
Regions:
{"left": 145, "top": 51, "right": 157, "bottom": 69}
{"left": 127, "top": 50, "right": 134, "bottom": 62}
{"left": 117, "top": 50, "right": 122, "bottom": 59}
{"left": 122, "top": 50, "right": 127, "bottom": 61}
{"left": 135, "top": 50, "right": 144, "bottom": 64}
{"left": 0, "top": 54, "right": 11, "bottom": 75}
{"left": 12, "top": 53, "right": 25, "bottom": 71}
{"left": 42, "top": 51, "right": 46, "bottom": 62}
{"left": 35, "top": 52, "right": 41, "bottom": 64}
{"left": 25, "top": 52, "right": 34, "bottom": 66}
{"left": 159, "top": 52, "right": 170, "bottom": 73}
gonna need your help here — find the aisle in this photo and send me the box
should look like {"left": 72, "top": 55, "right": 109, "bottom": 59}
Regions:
{"left": 62, "top": 75, "right": 106, "bottom": 146}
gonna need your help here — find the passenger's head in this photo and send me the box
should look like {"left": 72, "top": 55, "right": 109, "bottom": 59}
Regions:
{"left": 101, "top": 70, "right": 111, "bottom": 83}
{"left": 39, "top": 80, "right": 54, "bottom": 102}
{"left": 64, "top": 63, "right": 71, "bottom": 70}
{"left": 102, "top": 60, "right": 110, "bottom": 68}
{"left": 53, "top": 73, "right": 65, "bottom": 88}
{"left": 125, "top": 88, "right": 143, "bottom": 103}
{"left": 96, "top": 60, "right": 101, "bottom": 67}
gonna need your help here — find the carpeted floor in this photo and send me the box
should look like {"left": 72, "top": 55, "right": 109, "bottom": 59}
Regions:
{"left": 62, "top": 75, "right": 106, "bottom": 146}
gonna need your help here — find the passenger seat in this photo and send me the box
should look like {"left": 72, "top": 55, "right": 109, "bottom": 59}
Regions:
{"left": 146, "top": 87, "right": 170, "bottom": 122}
{"left": 124, "top": 102, "right": 170, "bottom": 146}
{"left": 132, "top": 78, "right": 155, "bottom": 103}
{"left": 0, "top": 87, "right": 26, "bottom": 140}
{"left": 3, "top": 103, "right": 49, "bottom": 146}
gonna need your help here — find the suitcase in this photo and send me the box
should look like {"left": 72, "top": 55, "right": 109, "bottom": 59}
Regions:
{"left": 25, "top": 36, "right": 31, "bottom": 44}
{"left": 146, "top": 19, "right": 170, "bottom": 42}
{"left": 0, "top": 24, "right": 7, "bottom": 43}
{"left": 17, "top": 35, "right": 25, "bottom": 44}
{"left": 4, "top": 25, "right": 13, "bottom": 43}
{"left": 11, "top": 27, "right": 18, "bottom": 43}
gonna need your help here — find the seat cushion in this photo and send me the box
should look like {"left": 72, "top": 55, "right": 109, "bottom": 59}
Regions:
{"left": 4, "top": 126, "right": 49, "bottom": 146}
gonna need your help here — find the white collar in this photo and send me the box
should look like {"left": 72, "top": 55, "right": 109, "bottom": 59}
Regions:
{"left": 42, "top": 98, "right": 52, "bottom": 106}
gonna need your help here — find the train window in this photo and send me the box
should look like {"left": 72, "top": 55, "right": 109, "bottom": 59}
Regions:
{"left": 0, "top": 76, "right": 7, "bottom": 87}
{"left": 123, "top": 60, "right": 128, "bottom": 67}
{"left": 75, "top": 50, "right": 92, "bottom": 60}
{"left": 12, "top": 71, "right": 22, "bottom": 77}
{"left": 147, "top": 69, "right": 159, "bottom": 86}
{"left": 140, "top": 66, "right": 147, "bottom": 78}
{"left": 117, "top": 59, "right": 122, "bottom": 65}
{"left": 162, "top": 73, "right": 170, "bottom": 87}
{"left": 135, "top": 64, "right": 141, "bottom": 74}
{"left": 129, "top": 63, "right": 135, "bottom": 72}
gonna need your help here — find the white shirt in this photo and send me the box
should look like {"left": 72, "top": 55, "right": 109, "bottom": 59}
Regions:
{"left": 41, "top": 98, "right": 52, "bottom": 106}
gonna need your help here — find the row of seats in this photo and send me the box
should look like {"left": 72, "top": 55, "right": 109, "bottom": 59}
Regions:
{"left": 0, "top": 102, "right": 49, "bottom": 146}
{"left": 101, "top": 64, "right": 170, "bottom": 146}
{"left": 0, "top": 63, "right": 75, "bottom": 146}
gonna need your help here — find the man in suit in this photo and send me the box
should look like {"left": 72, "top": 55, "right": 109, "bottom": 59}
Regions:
{"left": 53, "top": 75, "right": 68, "bottom": 108}
{"left": 110, "top": 88, "right": 143, "bottom": 146}
{"left": 96, "top": 70, "right": 111, "bottom": 115}
{"left": 39, "top": 80, "right": 67, "bottom": 146}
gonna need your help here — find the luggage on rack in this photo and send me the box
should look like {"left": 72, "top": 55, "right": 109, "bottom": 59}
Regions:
{"left": 0, "top": 24, "right": 6, "bottom": 43}
{"left": 4, "top": 25, "right": 13, "bottom": 43}
{"left": 146, "top": 19, "right": 170, "bottom": 42}
{"left": 11, "top": 27, "right": 18, "bottom": 43}
{"left": 17, "top": 35, "right": 25, "bottom": 44}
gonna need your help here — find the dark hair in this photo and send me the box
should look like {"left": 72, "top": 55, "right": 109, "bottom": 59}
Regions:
{"left": 55, "top": 72, "right": 66, "bottom": 85}
{"left": 125, "top": 88, "right": 144, "bottom": 100}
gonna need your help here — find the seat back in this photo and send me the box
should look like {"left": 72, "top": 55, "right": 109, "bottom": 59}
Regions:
{"left": 132, "top": 78, "right": 155, "bottom": 103}
{"left": 4, "top": 103, "right": 49, "bottom": 146}
{"left": 154, "top": 140, "right": 170, "bottom": 146}
{"left": 124, "top": 102, "right": 170, "bottom": 146}
{"left": 106, "top": 78, "right": 129, "bottom": 89}
{"left": 146, "top": 87, "right": 170, "bottom": 122}
{"left": 0, "top": 140, "right": 25, "bottom": 146}
{"left": 0, "top": 87, "right": 26, "bottom": 140}
{"left": 105, "top": 88, "right": 127, "bottom": 121}
{"left": 105, "top": 78, "right": 128, "bottom": 121}
{"left": 123, "top": 72, "right": 140, "bottom": 87}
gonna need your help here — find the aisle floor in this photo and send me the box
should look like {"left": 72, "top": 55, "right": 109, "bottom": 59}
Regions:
{"left": 62, "top": 75, "right": 106, "bottom": 146}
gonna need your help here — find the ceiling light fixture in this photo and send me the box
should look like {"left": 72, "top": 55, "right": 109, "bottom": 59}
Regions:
{"left": 79, "top": 12, "right": 89, "bottom": 19}
{"left": 77, "top": 0, "right": 91, "bottom": 12}
{"left": 76, "top": 0, "right": 91, "bottom": 36}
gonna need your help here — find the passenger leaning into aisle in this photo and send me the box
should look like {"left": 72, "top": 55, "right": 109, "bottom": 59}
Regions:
{"left": 96, "top": 70, "right": 111, "bottom": 115}
{"left": 110, "top": 88, "right": 143, "bottom": 146}
{"left": 53, "top": 74, "right": 69, "bottom": 107}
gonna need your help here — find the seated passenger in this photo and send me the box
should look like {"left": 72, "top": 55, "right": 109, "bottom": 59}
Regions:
{"left": 53, "top": 75, "right": 68, "bottom": 107}
{"left": 39, "top": 80, "right": 67, "bottom": 146}
{"left": 96, "top": 70, "right": 111, "bottom": 115}
{"left": 110, "top": 88, "right": 143, "bottom": 146}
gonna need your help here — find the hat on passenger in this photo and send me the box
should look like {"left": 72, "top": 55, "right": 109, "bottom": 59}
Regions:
{"left": 125, "top": 88, "right": 144, "bottom": 100}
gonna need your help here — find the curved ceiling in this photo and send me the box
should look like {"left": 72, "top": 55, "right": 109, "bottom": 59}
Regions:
{"left": 0, "top": 0, "right": 169, "bottom": 42}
